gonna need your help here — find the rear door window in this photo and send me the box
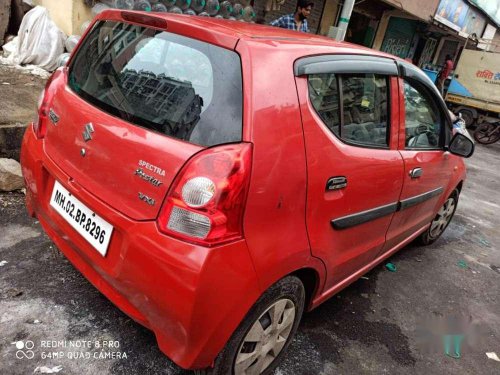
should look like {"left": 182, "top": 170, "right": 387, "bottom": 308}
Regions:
{"left": 69, "top": 20, "right": 243, "bottom": 147}
{"left": 309, "top": 73, "right": 390, "bottom": 148}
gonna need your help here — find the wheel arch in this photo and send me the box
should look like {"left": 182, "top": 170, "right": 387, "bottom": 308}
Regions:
{"left": 290, "top": 267, "right": 321, "bottom": 311}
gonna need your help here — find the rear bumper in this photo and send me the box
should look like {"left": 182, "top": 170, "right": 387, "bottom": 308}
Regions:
{"left": 20, "top": 126, "right": 261, "bottom": 369}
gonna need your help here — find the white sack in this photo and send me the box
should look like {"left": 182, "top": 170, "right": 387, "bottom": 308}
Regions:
{"left": 15, "top": 6, "right": 66, "bottom": 72}
{"left": 1, "top": 36, "right": 18, "bottom": 59}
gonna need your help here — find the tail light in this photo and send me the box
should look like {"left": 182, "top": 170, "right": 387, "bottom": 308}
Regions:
{"left": 33, "top": 70, "right": 58, "bottom": 139}
{"left": 158, "top": 143, "right": 253, "bottom": 247}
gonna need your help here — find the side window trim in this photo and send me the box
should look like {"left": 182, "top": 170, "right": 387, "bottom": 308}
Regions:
{"left": 397, "top": 61, "right": 452, "bottom": 133}
{"left": 338, "top": 75, "right": 344, "bottom": 139}
{"left": 297, "top": 54, "right": 399, "bottom": 150}
{"left": 295, "top": 54, "right": 399, "bottom": 76}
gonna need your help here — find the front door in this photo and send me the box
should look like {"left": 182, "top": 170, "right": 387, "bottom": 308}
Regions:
{"left": 295, "top": 57, "right": 404, "bottom": 293}
{"left": 383, "top": 75, "right": 453, "bottom": 252}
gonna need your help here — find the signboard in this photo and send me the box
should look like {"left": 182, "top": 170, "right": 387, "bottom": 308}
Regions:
{"left": 469, "top": 0, "right": 500, "bottom": 26}
{"left": 462, "top": 7, "right": 487, "bottom": 36}
{"left": 435, "top": 0, "right": 469, "bottom": 32}
{"left": 435, "top": 0, "right": 487, "bottom": 36}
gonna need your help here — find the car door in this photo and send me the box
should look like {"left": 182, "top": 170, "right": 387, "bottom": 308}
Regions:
{"left": 383, "top": 62, "right": 453, "bottom": 252}
{"left": 294, "top": 55, "right": 404, "bottom": 293}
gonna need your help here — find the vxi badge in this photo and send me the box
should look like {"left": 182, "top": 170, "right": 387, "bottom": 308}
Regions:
{"left": 138, "top": 192, "right": 155, "bottom": 206}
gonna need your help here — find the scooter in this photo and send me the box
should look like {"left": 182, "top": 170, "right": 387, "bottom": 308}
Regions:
{"left": 474, "top": 121, "right": 500, "bottom": 145}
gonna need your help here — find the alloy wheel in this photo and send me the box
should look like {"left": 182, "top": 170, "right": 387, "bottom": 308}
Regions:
{"left": 234, "top": 299, "right": 296, "bottom": 375}
{"left": 429, "top": 198, "right": 456, "bottom": 239}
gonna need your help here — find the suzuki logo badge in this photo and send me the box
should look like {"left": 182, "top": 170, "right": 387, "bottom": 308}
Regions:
{"left": 83, "top": 123, "right": 94, "bottom": 142}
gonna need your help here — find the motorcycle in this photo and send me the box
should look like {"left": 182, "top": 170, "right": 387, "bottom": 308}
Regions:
{"left": 474, "top": 121, "right": 500, "bottom": 145}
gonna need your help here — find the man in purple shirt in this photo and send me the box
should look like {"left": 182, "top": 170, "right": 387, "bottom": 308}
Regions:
{"left": 270, "top": 0, "right": 314, "bottom": 33}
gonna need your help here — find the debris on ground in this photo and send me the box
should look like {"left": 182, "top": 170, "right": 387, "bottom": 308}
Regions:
{"left": 444, "top": 334, "right": 463, "bottom": 359}
{"left": 0, "top": 57, "right": 51, "bottom": 78}
{"left": 479, "top": 238, "right": 491, "bottom": 247}
{"left": 385, "top": 263, "right": 397, "bottom": 272}
{"left": 360, "top": 276, "right": 369, "bottom": 280}
{"left": 490, "top": 265, "right": 500, "bottom": 274}
{"left": 457, "top": 260, "right": 468, "bottom": 269}
{"left": 486, "top": 352, "right": 500, "bottom": 362}
{"left": 0, "top": 260, "right": 8, "bottom": 266}
{"left": 3, "top": 288, "right": 23, "bottom": 298}
{"left": 0, "top": 158, "right": 24, "bottom": 191}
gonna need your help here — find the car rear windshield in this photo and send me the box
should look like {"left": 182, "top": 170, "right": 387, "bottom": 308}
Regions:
{"left": 68, "top": 20, "right": 243, "bottom": 147}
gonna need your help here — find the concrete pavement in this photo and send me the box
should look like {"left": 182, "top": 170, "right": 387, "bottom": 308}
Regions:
{"left": 0, "top": 144, "right": 499, "bottom": 375}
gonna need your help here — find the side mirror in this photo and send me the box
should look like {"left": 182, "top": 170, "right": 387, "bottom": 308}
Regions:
{"left": 448, "top": 133, "right": 474, "bottom": 158}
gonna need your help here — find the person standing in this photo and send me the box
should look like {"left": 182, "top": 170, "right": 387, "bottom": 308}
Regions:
{"left": 269, "top": 0, "right": 314, "bottom": 33}
{"left": 436, "top": 54, "right": 454, "bottom": 96}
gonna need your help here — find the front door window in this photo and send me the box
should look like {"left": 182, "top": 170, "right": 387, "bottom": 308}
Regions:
{"left": 404, "top": 80, "right": 443, "bottom": 149}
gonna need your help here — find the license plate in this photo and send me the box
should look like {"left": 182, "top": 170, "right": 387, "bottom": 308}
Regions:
{"left": 50, "top": 181, "right": 114, "bottom": 256}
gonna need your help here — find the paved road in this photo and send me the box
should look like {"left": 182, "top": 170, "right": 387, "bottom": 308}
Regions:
{"left": 1, "top": 143, "right": 499, "bottom": 375}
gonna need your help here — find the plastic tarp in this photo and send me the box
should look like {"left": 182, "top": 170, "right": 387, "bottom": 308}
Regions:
{"left": 14, "top": 6, "right": 66, "bottom": 71}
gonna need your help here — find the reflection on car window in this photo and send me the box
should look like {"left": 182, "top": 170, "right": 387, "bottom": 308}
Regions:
{"left": 68, "top": 21, "right": 242, "bottom": 147}
{"left": 308, "top": 73, "right": 389, "bottom": 148}
{"left": 404, "top": 81, "right": 442, "bottom": 149}
{"left": 341, "top": 74, "right": 388, "bottom": 147}
{"left": 125, "top": 37, "right": 213, "bottom": 111}
{"left": 308, "top": 74, "right": 340, "bottom": 136}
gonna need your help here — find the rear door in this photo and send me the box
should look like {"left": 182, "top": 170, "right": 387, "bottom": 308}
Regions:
{"left": 45, "top": 19, "right": 243, "bottom": 220}
{"left": 294, "top": 55, "right": 404, "bottom": 292}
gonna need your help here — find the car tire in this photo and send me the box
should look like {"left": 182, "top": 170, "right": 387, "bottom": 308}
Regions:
{"left": 419, "top": 189, "right": 459, "bottom": 246}
{"left": 195, "top": 276, "right": 305, "bottom": 375}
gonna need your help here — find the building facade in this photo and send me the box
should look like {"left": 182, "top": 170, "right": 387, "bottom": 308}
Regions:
{"left": 31, "top": 0, "right": 500, "bottom": 64}
{"left": 33, "top": 0, "right": 92, "bottom": 36}
{"left": 254, "top": 0, "right": 500, "bottom": 69}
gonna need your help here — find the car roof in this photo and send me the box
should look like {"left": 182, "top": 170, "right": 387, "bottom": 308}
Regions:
{"left": 181, "top": 15, "right": 398, "bottom": 59}
{"left": 99, "top": 10, "right": 399, "bottom": 60}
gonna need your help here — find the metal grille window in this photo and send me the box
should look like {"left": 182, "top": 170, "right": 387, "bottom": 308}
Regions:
{"left": 309, "top": 73, "right": 390, "bottom": 148}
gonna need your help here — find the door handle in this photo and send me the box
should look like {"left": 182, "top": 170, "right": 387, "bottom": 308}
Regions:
{"left": 326, "top": 176, "right": 347, "bottom": 191}
{"left": 409, "top": 167, "right": 423, "bottom": 179}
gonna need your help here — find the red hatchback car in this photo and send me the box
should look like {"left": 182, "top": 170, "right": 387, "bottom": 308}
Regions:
{"left": 21, "top": 10, "right": 474, "bottom": 374}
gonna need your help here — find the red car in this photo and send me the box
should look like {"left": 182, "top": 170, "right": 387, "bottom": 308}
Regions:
{"left": 21, "top": 10, "right": 474, "bottom": 374}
